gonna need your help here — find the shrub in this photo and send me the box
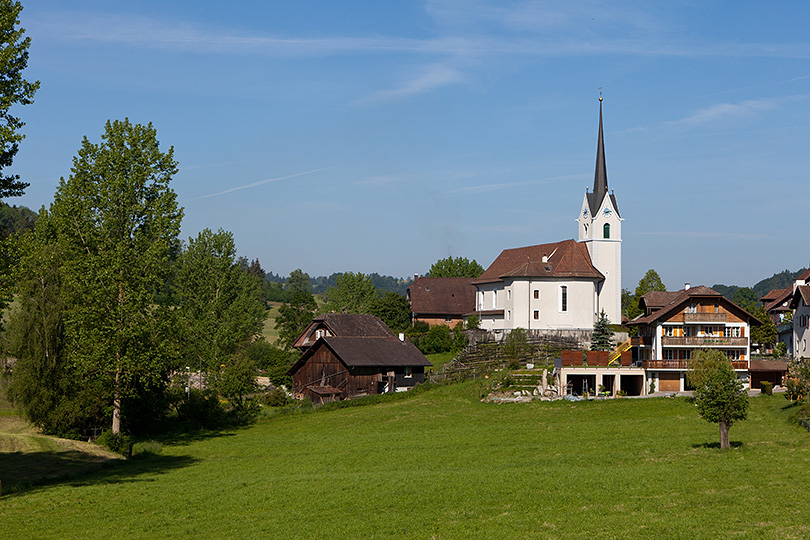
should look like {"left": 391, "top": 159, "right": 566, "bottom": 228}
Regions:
{"left": 177, "top": 388, "right": 225, "bottom": 428}
{"left": 760, "top": 381, "right": 773, "bottom": 396}
{"left": 257, "top": 387, "right": 292, "bottom": 407}
{"left": 96, "top": 430, "right": 134, "bottom": 457}
{"left": 418, "top": 325, "right": 454, "bottom": 354}
{"left": 785, "top": 378, "right": 807, "bottom": 402}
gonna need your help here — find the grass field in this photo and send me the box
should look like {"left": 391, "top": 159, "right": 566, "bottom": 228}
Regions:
{"left": 2, "top": 384, "right": 810, "bottom": 539}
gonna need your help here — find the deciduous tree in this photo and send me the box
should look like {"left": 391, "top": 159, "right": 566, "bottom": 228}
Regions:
{"left": 0, "top": 0, "right": 39, "bottom": 199}
{"left": 175, "top": 228, "right": 266, "bottom": 377}
{"left": 275, "top": 269, "right": 317, "bottom": 349}
{"left": 49, "top": 119, "right": 183, "bottom": 436}
{"left": 428, "top": 256, "right": 484, "bottom": 278}
{"left": 324, "top": 271, "right": 376, "bottom": 313}
{"left": 368, "top": 291, "right": 411, "bottom": 333}
{"left": 687, "top": 349, "right": 749, "bottom": 449}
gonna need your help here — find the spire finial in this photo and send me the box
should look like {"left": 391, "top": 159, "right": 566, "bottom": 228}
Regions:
{"left": 599, "top": 87, "right": 603, "bottom": 102}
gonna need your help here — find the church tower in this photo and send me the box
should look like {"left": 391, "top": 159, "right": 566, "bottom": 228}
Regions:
{"left": 576, "top": 96, "right": 622, "bottom": 324}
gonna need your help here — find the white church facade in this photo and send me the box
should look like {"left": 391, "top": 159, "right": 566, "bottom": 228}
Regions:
{"left": 473, "top": 98, "right": 623, "bottom": 334}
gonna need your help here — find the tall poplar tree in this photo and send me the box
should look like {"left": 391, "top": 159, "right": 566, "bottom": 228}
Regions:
{"left": 49, "top": 119, "right": 182, "bottom": 436}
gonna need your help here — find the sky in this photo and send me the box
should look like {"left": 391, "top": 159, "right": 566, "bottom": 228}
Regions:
{"left": 8, "top": 1, "right": 810, "bottom": 291}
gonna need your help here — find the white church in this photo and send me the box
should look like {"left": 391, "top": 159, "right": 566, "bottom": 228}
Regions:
{"left": 473, "top": 98, "right": 623, "bottom": 334}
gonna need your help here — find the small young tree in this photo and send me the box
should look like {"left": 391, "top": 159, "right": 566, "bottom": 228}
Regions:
{"left": 590, "top": 309, "right": 614, "bottom": 351}
{"left": 687, "top": 349, "right": 749, "bottom": 449}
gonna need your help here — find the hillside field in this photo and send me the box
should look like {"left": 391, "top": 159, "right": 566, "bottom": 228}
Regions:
{"left": 1, "top": 384, "right": 809, "bottom": 539}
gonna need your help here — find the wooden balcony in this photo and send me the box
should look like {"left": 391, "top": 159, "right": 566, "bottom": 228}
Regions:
{"left": 631, "top": 336, "right": 653, "bottom": 347}
{"left": 683, "top": 313, "right": 727, "bottom": 323}
{"left": 661, "top": 336, "right": 747, "bottom": 347}
{"left": 644, "top": 360, "right": 748, "bottom": 370}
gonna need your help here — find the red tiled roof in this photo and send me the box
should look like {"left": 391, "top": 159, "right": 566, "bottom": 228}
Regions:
{"left": 473, "top": 239, "right": 603, "bottom": 285}
{"left": 764, "top": 287, "right": 794, "bottom": 313}
{"left": 408, "top": 277, "right": 475, "bottom": 316}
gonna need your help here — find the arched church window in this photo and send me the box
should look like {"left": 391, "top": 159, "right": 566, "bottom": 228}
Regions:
{"left": 603, "top": 223, "right": 610, "bottom": 239}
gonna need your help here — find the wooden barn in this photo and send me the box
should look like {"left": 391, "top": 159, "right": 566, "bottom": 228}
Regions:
{"left": 288, "top": 335, "right": 432, "bottom": 404}
{"left": 292, "top": 313, "right": 395, "bottom": 350}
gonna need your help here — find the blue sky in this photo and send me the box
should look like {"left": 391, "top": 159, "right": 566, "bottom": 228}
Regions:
{"left": 9, "top": 1, "right": 810, "bottom": 291}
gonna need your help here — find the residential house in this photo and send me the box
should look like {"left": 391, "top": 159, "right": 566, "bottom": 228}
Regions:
{"left": 407, "top": 276, "right": 476, "bottom": 329}
{"left": 762, "top": 267, "right": 810, "bottom": 357}
{"left": 790, "top": 281, "right": 810, "bottom": 359}
{"left": 627, "top": 285, "right": 762, "bottom": 392}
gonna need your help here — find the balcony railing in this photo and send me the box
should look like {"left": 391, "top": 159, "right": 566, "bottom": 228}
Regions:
{"left": 683, "top": 313, "right": 727, "bottom": 323}
{"left": 631, "top": 336, "right": 653, "bottom": 347}
{"left": 661, "top": 336, "right": 747, "bottom": 347}
{"left": 644, "top": 360, "right": 748, "bottom": 370}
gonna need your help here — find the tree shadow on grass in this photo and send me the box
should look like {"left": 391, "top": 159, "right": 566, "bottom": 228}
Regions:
{"left": 691, "top": 441, "right": 744, "bottom": 449}
{"left": 0, "top": 449, "right": 198, "bottom": 497}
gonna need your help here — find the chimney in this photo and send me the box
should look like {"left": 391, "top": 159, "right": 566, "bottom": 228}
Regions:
{"left": 414, "top": 273, "right": 418, "bottom": 281}
{"left": 398, "top": 333, "right": 405, "bottom": 342}
{"left": 684, "top": 283, "right": 691, "bottom": 290}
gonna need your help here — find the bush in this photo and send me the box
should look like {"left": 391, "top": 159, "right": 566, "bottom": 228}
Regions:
{"left": 257, "top": 387, "right": 292, "bottom": 407}
{"left": 785, "top": 378, "right": 807, "bottom": 402}
{"left": 177, "top": 388, "right": 225, "bottom": 428}
{"left": 96, "top": 430, "right": 134, "bottom": 457}
{"left": 418, "top": 325, "right": 454, "bottom": 354}
{"left": 246, "top": 340, "right": 296, "bottom": 386}
{"left": 760, "top": 381, "right": 773, "bottom": 396}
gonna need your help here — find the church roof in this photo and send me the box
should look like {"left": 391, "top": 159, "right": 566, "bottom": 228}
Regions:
{"left": 473, "top": 239, "right": 604, "bottom": 285}
{"left": 586, "top": 99, "right": 621, "bottom": 218}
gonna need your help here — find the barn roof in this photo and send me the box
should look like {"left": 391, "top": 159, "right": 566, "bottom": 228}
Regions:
{"left": 288, "top": 336, "right": 432, "bottom": 375}
{"left": 292, "top": 313, "right": 394, "bottom": 349}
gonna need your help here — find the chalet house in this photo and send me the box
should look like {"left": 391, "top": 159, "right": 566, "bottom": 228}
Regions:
{"left": 627, "top": 285, "right": 762, "bottom": 392}
{"left": 472, "top": 98, "right": 622, "bottom": 338}
{"left": 407, "top": 276, "right": 475, "bottom": 329}
{"left": 288, "top": 314, "right": 431, "bottom": 403}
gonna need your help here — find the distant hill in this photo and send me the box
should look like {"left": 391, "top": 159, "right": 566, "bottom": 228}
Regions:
{"left": 711, "top": 267, "right": 806, "bottom": 303}
{"left": 265, "top": 271, "right": 413, "bottom": 297}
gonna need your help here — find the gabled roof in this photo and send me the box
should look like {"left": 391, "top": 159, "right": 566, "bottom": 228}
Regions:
{"left": 408, "top": 277, "right": 475, "bottom": 316}
{"left": 798, "top": 267, "right": 810, "bottom": 282}
{"left": 789, "top": 285, "right": 810, "bottom": 310}
{"left": 288, "top": 336, "right": 432, "bottom": 375}
{"left": 628, "top": 285, "right": 763, "bottom": 327}
{"left": 748, "top": 359, "right": 788, "bottom": 373}
{"left": 763, "top": 286, "right": 793, "bottom": 313}
{"left": 292, "top": 313, "right": 394, "bottom": 349}
{"left": 473, "top": 239, "right": 604, "bottom": 285}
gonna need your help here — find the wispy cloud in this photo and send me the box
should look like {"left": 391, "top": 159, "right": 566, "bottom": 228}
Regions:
{"left": 667, "top": 95, "right": 807, "bottom": 127}
{"left": 356, "top": 64, "right": 466, "bottom": 104}
{"left": 195, "top": 167, "right": 333, "bottom": 200}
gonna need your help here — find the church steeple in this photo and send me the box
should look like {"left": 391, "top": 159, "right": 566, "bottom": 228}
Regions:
{"left": 586, "top": 95, "right": 619, "bottom": 218}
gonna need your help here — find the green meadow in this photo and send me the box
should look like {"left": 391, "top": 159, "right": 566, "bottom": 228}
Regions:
{"left": 2, "top": 384, "right": 809, "bottom": 539}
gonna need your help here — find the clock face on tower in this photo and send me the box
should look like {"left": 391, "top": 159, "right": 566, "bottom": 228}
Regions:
{"left": 603, "top": 207, "right": 612, "bottom": 217}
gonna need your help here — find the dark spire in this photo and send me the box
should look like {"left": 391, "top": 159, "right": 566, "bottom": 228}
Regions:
{"left": 586, "top": 94, "right": 618, "bottom": 217}
{"left": 593, "top": 95, "right": 607, "bottom": 203}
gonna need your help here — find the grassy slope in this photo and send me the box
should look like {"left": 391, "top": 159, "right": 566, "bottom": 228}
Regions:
{"left": 2, "top": 386, "right": 810, "bottom": 539}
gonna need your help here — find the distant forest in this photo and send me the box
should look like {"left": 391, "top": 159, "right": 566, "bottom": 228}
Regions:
{"left": 266, "top": 271, "right": 412, "bottom": 300}
{"left": 712, "top": 268, "right": 807, "bottom": 302}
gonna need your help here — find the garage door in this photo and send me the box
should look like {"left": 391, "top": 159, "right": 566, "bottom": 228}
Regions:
{"left": 659, "top": 372, "right": 680, "bottom": 392}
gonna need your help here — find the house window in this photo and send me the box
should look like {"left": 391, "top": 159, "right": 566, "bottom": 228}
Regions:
{"left": 683, "top": 326, "right": 691, "bottom": 337}
{"left": 534, "top": 310, "right": 540, "bottom": 320}
{"left": 687, "top": 303, "right": 697, "bottom": 314}
{"left": 682, "top": 349, "right": 692, "bottom": 360}
{"left": 724, "top": 350, "right": 741, "bottom": 361}
{"left": 315, "top": 329, "right": 324, "bottom": 340}
{"left": 492, "top": 290, "right": 497, "bottom": 309}
{"left": 507, "top": 289, "right": 512, "bottom": 300}
{"left": 478, "top": 291, "right": 484, "bottom": 310}
{"left": 664, "top": 326, "right": 675, "bottom": 337}
{"left": 664, "top": 349, "right": 674, "bottom": 360}
{"left": 445, "top": 316, "right": 452, "bottom": 323}
{"left": 507, "top": 309, "right": 512, "bottom": 321}
{"left": 603, "top": 223, "right": 610, "bottom": 239}
{"left": 559, "top": 285, "right": 568, "bottom": 313}
{"left": 404, "top": 366, "right": 412, "bottom": 378}
{"left": 533, "top": 289, "right": 540, "bottom": 300}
